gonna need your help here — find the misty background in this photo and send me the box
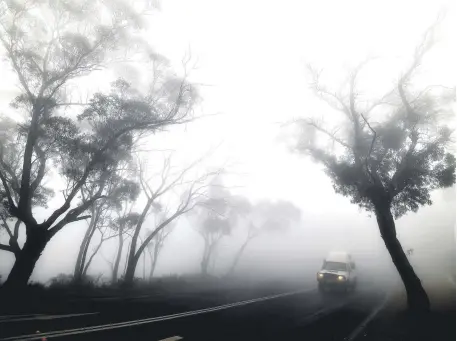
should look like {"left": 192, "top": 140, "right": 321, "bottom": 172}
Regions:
{"left": 0, "top": 0, "right": 455, "bottom": 290}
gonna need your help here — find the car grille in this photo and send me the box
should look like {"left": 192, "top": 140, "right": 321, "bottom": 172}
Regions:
{"left": 323, "top": 273, "right": 339, "bottom": 281}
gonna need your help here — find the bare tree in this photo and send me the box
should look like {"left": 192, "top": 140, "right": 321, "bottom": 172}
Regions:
{"left": 123, "top": 154, "right": 220, "bottom": 285}
{"left": 293, "top": 20, "right": 455, "bottom": 312}
{"left": 0, "top": 0, "right": 197, "bottom": 289}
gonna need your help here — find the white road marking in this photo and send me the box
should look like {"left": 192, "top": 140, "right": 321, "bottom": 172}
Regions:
{"left": 158, "top": 336, "right": 183, "bottom": 341}
{"left": 343, "top": 293, "right": 390, "bottom": 341}
{"left": 0, "top": 288, "right": 314, "bottom": 341}
{"left": 0, "top": 312, "right": 99, "bottom": 323}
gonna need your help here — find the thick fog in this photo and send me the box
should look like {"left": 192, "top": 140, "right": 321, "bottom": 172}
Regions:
{"left": 0, "top": 0, "right": 455, "bottom": 299}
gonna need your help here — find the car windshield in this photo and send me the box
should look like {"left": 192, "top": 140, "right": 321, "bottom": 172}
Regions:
{"left": 323, "top": 261, "right": 347, "bottom": 271}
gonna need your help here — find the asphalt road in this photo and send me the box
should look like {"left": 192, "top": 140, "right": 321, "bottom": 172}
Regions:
{"left": 0, "top": 284, "right": 389, "bottom": 341}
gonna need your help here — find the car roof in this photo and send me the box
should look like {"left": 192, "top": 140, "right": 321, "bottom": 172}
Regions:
{"left": 325, "top": 251, "right": 352, "bottom": 262}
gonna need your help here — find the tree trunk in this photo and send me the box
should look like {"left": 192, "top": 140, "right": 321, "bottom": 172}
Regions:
{"left": 149, "top": 240, "right": 161, "bottom": 280}
{"left": 124, "top": 253, "right": 140, "bottom": 284}
{"left": 112, "top": 232, "right": 124, "bottom": 282}
{"left": 74, "top": 222, "right": 94, "bottom": 281}
{"left": 227, "top": 240, "right": 250, "bottom": 277}
{"left": 200, "top": 240, "right": 211, "bottom": 276}
{"left": 123, "top": 200, "right": 153, "bottom": 285}
{"left": 74, "top": 207, "right": 99, "bottom": 282}
{"left": 2, "top": 226, "right": 49, "bottom": 289}
{"left": 74, "top": 223, "right": 97, "bottom": 282}
{"left": 149, "top": 250, "right": 158, "bottom": 280}
{"left": 374, "top": 202, "right": 430, "bottom": 313}
{"left": 122, "top": 240, "right": 132, "bottom": 279}
{"left": 142, "top": 249, "right": 146, "bottom": 280}
{"left": 82, "top": 236, "right": 105, "bottom": 278}
{"left": 201, "top": 254, "right": 209, "bottom": 276}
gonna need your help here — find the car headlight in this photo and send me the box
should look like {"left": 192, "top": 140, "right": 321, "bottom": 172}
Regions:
{"left": 338, "top": 275, "right": 346, "bottom": 281}
{"left": 318, "top": 273, "right": 324, "bottom": 278}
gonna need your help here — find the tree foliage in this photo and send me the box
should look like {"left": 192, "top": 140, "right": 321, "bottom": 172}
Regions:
{"left": 0, "top": 0, "right": 198, "bottom": 287}
{"left": 296, "top": 25, "right": 455, "bottom": 218}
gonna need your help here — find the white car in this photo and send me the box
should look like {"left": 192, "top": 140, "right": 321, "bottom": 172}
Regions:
{"left": 317, "top": 251, "right": 357, "bottom": 293}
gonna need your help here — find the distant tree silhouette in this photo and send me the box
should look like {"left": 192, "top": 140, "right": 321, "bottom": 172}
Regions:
{"left": 191, "top": 177, "right": 238, "bottom": 276}
{"left": 145, "top": 222, "right": 175, "bottom": 280}
{"left": 294, "top": 20, "right": 455, "bottom": 312}
{"left": 227, "top": 199, "right": 301, "bottom": 276}
{"left": 0, "top": 0, "right": 197, "bottom": 289}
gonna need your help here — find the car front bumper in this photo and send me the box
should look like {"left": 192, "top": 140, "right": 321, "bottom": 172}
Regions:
{"left": 318, "top": 281, "right": 349, "bottom": 290}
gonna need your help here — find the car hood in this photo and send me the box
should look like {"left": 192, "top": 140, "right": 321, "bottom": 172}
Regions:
{"left": 319, "top": 270, "right": 348, "bottom": 277}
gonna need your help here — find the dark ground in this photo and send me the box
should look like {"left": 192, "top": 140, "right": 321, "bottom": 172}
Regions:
{"left": 0, "top": 279, "right": 454, "bottom": 341}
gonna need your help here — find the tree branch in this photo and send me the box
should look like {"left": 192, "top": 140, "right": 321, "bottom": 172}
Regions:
{"left": 47, "top": 187, "right": 105, "bottom": 238}
{"left": 398, "top": 17, "right": 439, "bottom": 121}
{"left": 134, "top": 184, "right": 201, "bottom": 261}
{"left": 71, "top": 215, "right": 92, "bottom": 223}
{"left": 360, "top": 114, "right": 378, "bottom": 183}
{"left": 301, "top": 119, "right": 352, "bottom": 149}
{"left": 0, "top": 156, "right": 21, "bottom": 194}
{"left": 0, "top": 243, "right": 15, "bottom": 253}
{"left": 364, "top": 89, "right": 396, "bottom": 115}
{"left": 307, "top": 65, "right": 350, "bottom": 116}
{"left": 0, "top": 169, "right": 17, "bottom": 214}
{"left": 0, "top": 36, "right": 34, "bottom": 101}
{"left": 388, "top": 132, "right": 419, "bottom": 197}
{"left": 1, "top": 216, "right": 14, "bottom": 240}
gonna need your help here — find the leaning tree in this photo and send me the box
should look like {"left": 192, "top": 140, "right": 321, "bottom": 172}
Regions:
{"left": 294, "top": 22, "right": 455, "bottom": 312}
{"left": 0, "top": 0, "right": 196, "bottom": 288}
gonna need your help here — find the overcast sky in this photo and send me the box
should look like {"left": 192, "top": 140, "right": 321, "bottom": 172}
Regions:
{"left": 0, "top": 0, "right": 455, "bottom": 285}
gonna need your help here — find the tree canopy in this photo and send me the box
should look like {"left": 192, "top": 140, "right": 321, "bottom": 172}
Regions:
{"left": 295, "top": 26, "right": 455, "bottom": 218}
